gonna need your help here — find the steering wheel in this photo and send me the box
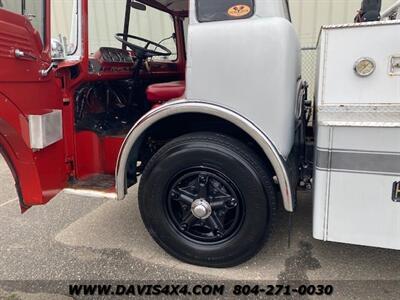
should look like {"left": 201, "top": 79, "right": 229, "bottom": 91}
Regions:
{"left": 115, "top": 33, "right": 172, "bottom": 58}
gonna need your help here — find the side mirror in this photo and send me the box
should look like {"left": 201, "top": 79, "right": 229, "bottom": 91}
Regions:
{"left": 130, "top": 1, "right": 146, "bottom": 11}
{"left": 51, "top": 38, "right": 66, "bottom": 61}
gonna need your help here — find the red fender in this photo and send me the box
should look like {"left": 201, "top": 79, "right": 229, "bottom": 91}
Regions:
{"left": 0, "top": 93, "right": 65, "bottom": 210}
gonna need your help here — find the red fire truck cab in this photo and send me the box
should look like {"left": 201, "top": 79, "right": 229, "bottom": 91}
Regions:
{"left": 0, "top": 0, "right": 189, "bottom": 206}
{"left": 3, "top": 0, "right": 400, "bottom": 269}
{"left": 0, "top": 0, "right": 301, "bottom": 268}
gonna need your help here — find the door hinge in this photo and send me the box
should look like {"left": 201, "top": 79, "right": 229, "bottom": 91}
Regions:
{"left": 66, "top": 159, "right": 75, "bottom": 177}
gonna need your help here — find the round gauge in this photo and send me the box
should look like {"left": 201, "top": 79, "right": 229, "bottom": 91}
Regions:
{"left": 354, "top": 58, "right": 376, "bottom": 77}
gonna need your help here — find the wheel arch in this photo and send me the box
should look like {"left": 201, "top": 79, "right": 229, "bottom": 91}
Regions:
{"left": 115, "top": 100, "right": 296, "bottom": 212}
{"left": 0, "top": 92, "right": 46, "bottom": 210}
{"left": 0, "top": 139, "right": 28, "bottom": 212}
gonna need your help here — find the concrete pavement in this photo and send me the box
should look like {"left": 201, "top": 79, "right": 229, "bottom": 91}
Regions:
{"left": 1, "top": 156, "right": 400, "bottom": 299}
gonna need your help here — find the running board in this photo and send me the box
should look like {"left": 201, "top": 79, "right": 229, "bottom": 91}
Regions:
{"left": 63, "top": 174, "right": 117, "bottom": 199}
{"left": 63, "top": 188, "right": 117, "bottom": 199}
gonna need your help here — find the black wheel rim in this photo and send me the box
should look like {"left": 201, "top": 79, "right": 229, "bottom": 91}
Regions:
{"left": 165, "top": 167, "right": 245, "bottom": 244}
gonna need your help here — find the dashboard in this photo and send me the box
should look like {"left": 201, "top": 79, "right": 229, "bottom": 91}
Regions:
{"left": 99, "top": 47, "right": 134, "bottom": 64}
{"left": 89, "top": 47, "right": 135, "bottom": 75}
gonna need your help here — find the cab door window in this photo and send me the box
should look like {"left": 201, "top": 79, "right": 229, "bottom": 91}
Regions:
{"left": 0, "top": 0, "right": 45, "bottom": 43}
{"left": 51, "top": 0, "right": 79, "bottom": 56}
{"left": 129, "top": 6, "right": 177, "bottom": 61}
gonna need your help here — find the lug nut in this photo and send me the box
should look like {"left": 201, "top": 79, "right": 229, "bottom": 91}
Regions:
{"left": 171, "top": 191, "right": 179, "bottom": 199}
{"left": 199, "top": 175, "right": 207, "bottom": 184}
{"left": 228, "top": 198, "right": 237, "bottom": 207}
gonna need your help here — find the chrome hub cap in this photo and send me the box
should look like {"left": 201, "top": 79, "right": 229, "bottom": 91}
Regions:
{"left": 191, "top": 199, "right": 212, "bottom": 219}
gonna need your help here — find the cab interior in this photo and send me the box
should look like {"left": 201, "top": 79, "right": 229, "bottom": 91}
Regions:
{"left": 75, "top": 0, "right": 188, "bottom": 135}
{"left": 68, "top": 0, "right": 190, "bottom": 190}
{"left": 65, "top": 0, "right": 252, "bottom": 192}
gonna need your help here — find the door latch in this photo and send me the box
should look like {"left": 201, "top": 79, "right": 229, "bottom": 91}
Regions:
{"left": 389, "top": 56, "right": 400, "bottom": 76}
{"left": 392, "top": 181, "right": 400, "bottom": 202}
{"left": 14, "top": 49, "right": 37, "bottom": 61}
{"left": 39, "top": 62, "right": 58, "bottom": 77}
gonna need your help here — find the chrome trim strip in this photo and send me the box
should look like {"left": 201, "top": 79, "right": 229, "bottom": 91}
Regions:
{"left": 63, "top": 189, "right": 117, "bottom": 199}
{"left": 315, "top": 167, "right": 400, "bottom": 177}
{"left": 317, "top": 105, "right": 400, "bottom": 128}
{"left": 316, "top": 149, "right": 400, "bottom": 175}
{"left": 115, "top": 100, "right": 295, "bottom": 212}
{"left": 317, "top": 147, "right": 400, "bottom": 156}
{"left": 322, "top": 19, "right": 400, "bottom": 30}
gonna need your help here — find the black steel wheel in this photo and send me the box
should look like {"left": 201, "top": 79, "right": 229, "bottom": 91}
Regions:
{"left": 139, "top": 132, "right": 276, "bottom": 268}
{"left": 166, "top": 168, "right": 244, "bottom": 244}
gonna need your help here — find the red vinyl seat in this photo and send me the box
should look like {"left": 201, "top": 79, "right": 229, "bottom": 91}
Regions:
{"left": 146, "top": 81, "right": 185, "bottom": 105}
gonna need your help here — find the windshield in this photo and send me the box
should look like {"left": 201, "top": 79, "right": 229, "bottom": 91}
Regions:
{"left": 51, "top": 0, "right": 79, "bottom": 55}
{"left": 88, "top": 0, "right": 177, "bottom": 60}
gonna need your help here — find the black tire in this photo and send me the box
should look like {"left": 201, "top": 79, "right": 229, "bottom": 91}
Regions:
{"left": 138, "top": 132, "right": 276, "bottom": 267}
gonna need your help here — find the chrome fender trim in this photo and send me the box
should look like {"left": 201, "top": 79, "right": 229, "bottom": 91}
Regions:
{"left": 115, "top": 100, "right": 295, "bottom": 212}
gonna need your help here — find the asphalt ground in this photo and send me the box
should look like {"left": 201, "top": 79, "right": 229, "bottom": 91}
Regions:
{"left": 0, "top": 156, "right": 400, "bottom": 299}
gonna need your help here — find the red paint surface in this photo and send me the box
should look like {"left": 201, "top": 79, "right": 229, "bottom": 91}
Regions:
{"left": 0, "top": 1, "right": 187, "bottom": 210}
{"left": 75, "top": 131, "right": 124, "bottom": 178}
{"left": 0, "top": 7, "right": 67, "bottom": 209}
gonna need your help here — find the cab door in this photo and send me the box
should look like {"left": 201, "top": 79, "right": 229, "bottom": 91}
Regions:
{"left": 0, "top": 0, "right": 68, "bottom": 210}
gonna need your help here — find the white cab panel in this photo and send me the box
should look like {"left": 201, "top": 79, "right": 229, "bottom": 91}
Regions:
{"left": 186, "top": 17, "right": 301, "bottom": 157}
